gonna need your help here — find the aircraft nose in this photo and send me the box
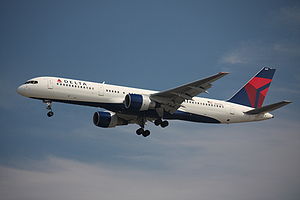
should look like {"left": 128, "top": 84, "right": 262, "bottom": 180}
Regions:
{"left": 17, "top": 85, "right": 27, "bottom": 96}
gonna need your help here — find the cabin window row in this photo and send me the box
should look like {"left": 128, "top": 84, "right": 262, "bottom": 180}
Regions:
{"left": 106, "top": 89, "right": 126, "bottom": 94}
{"left": 184, "top": 100, "right": 224, "bottom": 108}
{"left": 57, "top": 83, "right": 94, "bottom": 90}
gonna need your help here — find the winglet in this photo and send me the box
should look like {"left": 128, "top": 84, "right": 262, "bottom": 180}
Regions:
{"left": 244, "top": 100, "right": 292, "bottom": 115}
{"left": 217, "top": 72, "right": 230, "bottom": 78}
{"left": 220, "top": 72, "right": 230, "bottom": 75}
{"left": 208, "top": 72, "right": 229, "bottom": 82}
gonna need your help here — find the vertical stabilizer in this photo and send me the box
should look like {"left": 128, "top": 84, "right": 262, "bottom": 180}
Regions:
{"left": 228, "top": 67, "right": 276, "bottom": 108}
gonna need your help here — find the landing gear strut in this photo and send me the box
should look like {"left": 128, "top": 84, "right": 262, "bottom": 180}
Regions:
{"left": 43, "top": 100, "right": 54, "bottom": 117}
{"left": 154, "top": 119, "right": 169, "bottom": 128}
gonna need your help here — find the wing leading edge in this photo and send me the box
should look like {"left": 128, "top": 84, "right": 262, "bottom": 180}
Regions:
{"left": 150, "top": 72, "right": 229, "bottom": 114}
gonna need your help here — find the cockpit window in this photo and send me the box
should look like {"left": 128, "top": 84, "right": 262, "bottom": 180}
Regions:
{"left": 24, "top": 80, "right": 38, "bottom": 84}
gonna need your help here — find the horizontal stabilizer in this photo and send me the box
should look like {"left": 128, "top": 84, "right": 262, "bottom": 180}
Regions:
{"left": 244, "top": 100, "right": 292, "bottom": 115}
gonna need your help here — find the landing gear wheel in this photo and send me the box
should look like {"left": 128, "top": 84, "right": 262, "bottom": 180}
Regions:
{"left": 161, "top": 121, "right": 169, "bottom": 128}
{"left": 44, "top": 100, "right": 54, "bottom": 117}
{"left": 154, "top": 119, "right": 162, "bottom": 126}
{"left": 142, "top": 130, "right": 150, "bottom": 137}
{"left": 47, "top": 111, "right": 54, "bottom": 117}
{"left": 136, "top": 128, "right": 144, "bottom": 135}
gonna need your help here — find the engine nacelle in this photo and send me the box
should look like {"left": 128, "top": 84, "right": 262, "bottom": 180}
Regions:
{"left": 93, "top": 111, "right": 127, "bottom": 128}
{"left": 124, "top": 94, "right": 156, "bottom": 111}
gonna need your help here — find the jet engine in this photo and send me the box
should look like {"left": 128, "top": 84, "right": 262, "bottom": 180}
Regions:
{"left": 93, "top": 111, "right": 127, "bottom": 128}
{"left": 124, "top": 94, "right": 156, "bottom": 111}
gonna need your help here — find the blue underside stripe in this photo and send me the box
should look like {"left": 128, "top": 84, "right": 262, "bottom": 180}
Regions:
{"left": 33, "top": 98, "right": 221, "bottom": 124}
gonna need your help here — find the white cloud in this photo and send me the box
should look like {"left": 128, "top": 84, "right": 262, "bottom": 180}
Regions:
{"left": 0, "top": 156, "right": 222, "bottom": 200}
{"left": 272, "top": 42, "right": 300, "bottom": 57}
{"left": 220, "top": 41, "right": 268, "bottom": 65}
{"left": 1, "top": 121, "right": 300, "bottom": 200}
{"left": 220, "top": 52, "right": 246, "bottom": 64}
{"left": 278, "top": 6, "right": 300, "bottom": 25}
{"left": 220, "top": 41, "right": 300, "bottom": 66}
{"left": 267, "top": 6, "right": 300, "bottom": 31}
{"left": 0, "top": 156, "right": 290, "bottom": 200}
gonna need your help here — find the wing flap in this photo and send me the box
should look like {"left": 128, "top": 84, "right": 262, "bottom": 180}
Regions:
{"left": 244, "top": 100, "right": 292, "bottom": 115}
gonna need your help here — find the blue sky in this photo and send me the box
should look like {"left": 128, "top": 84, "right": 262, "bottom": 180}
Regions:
{"left": 0, "top": 0, "right": 300, "bottom": 199}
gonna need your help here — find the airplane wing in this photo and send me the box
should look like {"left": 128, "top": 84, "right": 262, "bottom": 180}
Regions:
{"left": 244, "top": 100, "right": 292, "bottom": 115}
{"left": 150, "top": 72, "right": 229, "bottom": 114}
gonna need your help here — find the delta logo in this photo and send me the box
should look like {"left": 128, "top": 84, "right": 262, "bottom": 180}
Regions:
{"left": 244, "top": 77, "right": 272, "bottom": 108}
{"left": 57, "top": 79, "right": 87, "bottom": 86}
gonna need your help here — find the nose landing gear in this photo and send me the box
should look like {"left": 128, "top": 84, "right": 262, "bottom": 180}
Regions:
{"left": 47, "top": 111, "right": 54, "bottom": 117}
{"left": 43, "top": 100, "right": 54, "bottom": 117}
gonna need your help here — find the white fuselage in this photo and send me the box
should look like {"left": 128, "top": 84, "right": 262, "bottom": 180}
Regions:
{"left": 17, "top": 76, "right": 273, "bottom": 124}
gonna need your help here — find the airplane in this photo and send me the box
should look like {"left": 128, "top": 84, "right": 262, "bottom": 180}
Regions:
{"left": 17, "top": 67, "right": 291, "bottom": 137}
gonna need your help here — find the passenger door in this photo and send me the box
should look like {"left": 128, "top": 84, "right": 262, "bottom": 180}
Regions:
{"left": 47, "top": 79, "right": 54, "bottom": 89}
{"left": 98, "top": 83, "right": 104, "bottom": 96}
{"left": 229, "top": 105, "right": 235, "bottom": 115}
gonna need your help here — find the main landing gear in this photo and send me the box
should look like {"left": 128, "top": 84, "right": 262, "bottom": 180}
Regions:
{"left": 135, "top": 116, "right": 151, "bottom": 137}
{"left": 154, "top": 119, "right": 169, "bottom": 128}
{"left": 43, "top": 100, "right": 54, "bottom": 117}
{"left": 136, "top": 128, "right": 151, "bottom": 137}
{"left": 135, "top": 118, "right": 169, "bottom": 138}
